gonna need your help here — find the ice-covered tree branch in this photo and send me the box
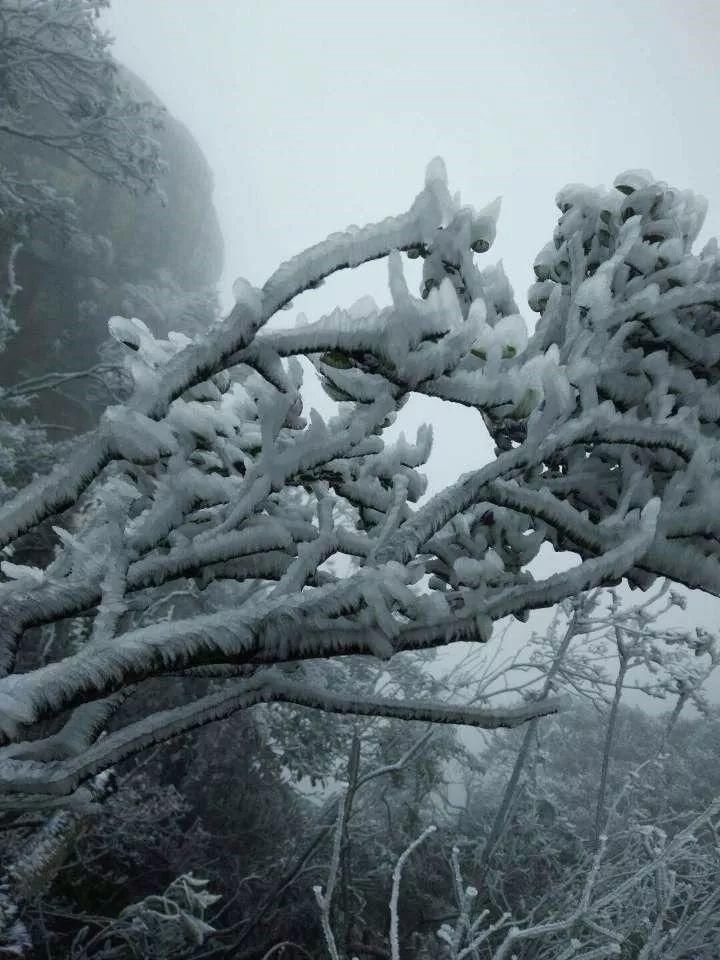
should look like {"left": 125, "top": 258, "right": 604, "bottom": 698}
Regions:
{"left": 0, "top": 159, "right": 719, "bottom": 806}
{"left": 0, "top": 676, "right": 563, "bottom": 805}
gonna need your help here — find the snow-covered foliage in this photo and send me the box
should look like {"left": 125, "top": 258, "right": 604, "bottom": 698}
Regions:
{"left": 0, "top": 0, "right": 165, "bottom": 228}
{"left": 0, "top": 160, "right": 718, "bottom": 810}
{"left": 62, "top": 872, "right": 220, "bottom": 959}
{"left": 310, "top": 618, "right": 720, "bottom": 960}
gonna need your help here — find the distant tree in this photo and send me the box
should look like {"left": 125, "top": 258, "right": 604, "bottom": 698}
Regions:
{"left": 0, "top": 0, "right": 165, "bottom": 239}
{"left": 0, "top": 0, "right": 165, "bottom": 347}
{"left": 0, "top": 0, "right": 168, "bottom": 495}
{"left": 312, "top": 594, "right": 719, "bottom": 960}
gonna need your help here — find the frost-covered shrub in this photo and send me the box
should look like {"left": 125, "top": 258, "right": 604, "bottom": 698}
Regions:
{"left": 70, "top": 873, "right": 220, "bottom": 959}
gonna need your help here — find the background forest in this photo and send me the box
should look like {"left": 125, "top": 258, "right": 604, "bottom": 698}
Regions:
{"left": 1, "top": 2, "right": 719, "bottom": 959}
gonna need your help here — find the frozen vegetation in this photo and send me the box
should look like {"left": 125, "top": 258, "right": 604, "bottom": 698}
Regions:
{"left": 1, "top": 2, "right": 720, "bottom": 956}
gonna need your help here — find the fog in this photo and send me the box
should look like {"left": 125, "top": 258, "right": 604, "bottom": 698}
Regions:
{"left": 106, "top": 1, "right": 720, "bottom": 304}
{"left": 105, "top": 0, "right": 720, "bottom": 699}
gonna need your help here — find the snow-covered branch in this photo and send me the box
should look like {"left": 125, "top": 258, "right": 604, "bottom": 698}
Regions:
{"left": 0, "top": 675, "right": 562, "bottom": 803}
{"left": 0, "top": 160, "right": 719, "bottom": 806}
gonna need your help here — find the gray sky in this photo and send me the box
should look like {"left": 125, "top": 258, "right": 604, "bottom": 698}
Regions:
{"left": 105, "top": 1, "right": 720, "bottom": 695}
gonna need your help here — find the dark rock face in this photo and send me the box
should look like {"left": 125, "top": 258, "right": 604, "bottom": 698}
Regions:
{"left": 0, "top": 66, "right": 224, "bottom": 432}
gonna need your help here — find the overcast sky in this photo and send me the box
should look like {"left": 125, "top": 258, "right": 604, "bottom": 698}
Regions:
{"left": 104, "top": 1, "right": 720, "bottom": 681}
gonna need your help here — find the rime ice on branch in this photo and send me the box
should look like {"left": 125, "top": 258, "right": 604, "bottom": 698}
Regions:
{"left": 0, "top": 160, "right": 719, "bottom": 803}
